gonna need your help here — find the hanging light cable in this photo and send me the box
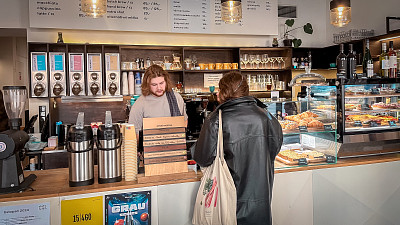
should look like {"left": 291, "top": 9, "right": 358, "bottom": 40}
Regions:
{"left": 81, "top": 0, "right": 107, "bottom": 18}
{"left": 221, "top": 0, "right": 242, "bottom": 24}
{"left": 330, "top": 0, "right": 351, "bottom": 27}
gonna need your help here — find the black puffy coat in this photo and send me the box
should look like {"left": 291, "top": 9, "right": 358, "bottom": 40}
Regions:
{"left": 193, "top": 96, "right": 283, "bottom": 225}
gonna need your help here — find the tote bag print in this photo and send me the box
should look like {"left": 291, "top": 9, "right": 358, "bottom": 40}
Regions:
{"left": 192, "top": 110, "right": 237, "bottom": 225}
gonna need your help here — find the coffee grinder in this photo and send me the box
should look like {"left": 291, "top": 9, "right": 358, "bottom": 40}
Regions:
{"left": 96, "top": 111, "right": 122, "bottom": 184}
{"left": 0, "top": 86, "right": 37, "bottom": 194}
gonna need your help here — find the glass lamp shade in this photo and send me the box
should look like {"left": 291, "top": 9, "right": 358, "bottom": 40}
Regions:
{"left": 81, "top": 0, "right": 107, "bottom": 18}
{"left": 221, "top": 0, "right": 242, "bottom": 24}
{"left": 2, "top": 86, "right": 27, "bottom": 120}
{"left": 330, "top": 0, "right": 351, "bottom": 27}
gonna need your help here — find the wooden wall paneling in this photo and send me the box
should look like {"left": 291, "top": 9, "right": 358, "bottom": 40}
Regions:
{"left": 52, "top": 97, "right": 128, "bottom": 125}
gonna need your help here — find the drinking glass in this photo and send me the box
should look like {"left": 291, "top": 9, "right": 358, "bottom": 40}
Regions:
{"left": 255, "top": 55, "right": 261, "bottom": 69}
{"left": 249, "top": 54, "right": 256, "bottom": 69}
{"left": 209, "top": 85, "right": 215, "bottom": 93}
{"left": 262, "top": 54, "right": 269, "bottom": 69}
{"left": 270, "top": 57, "right": 277, "bottom": 69}
{"left": 242, "top": 54, "right": 249, "bottom": 69}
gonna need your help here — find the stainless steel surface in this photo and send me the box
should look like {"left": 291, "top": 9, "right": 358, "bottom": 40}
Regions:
{"left": 69, "top": 140, "right": 91, "bottom": 151}
{"left": 69, "top": 150, "right": 94, "bottom": 182}
{"left": 61, "top": 95, "right": 123, "bottom": 103}
{"left": 343, "top": 131, "right": 400, "bottom": 143}
{"left": 98, "top": 139, "right": 121, "bottom": 179}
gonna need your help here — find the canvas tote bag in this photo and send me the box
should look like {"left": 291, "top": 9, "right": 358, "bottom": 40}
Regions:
{"left": 192, "top": 110, "right": 237, "bottom": 225}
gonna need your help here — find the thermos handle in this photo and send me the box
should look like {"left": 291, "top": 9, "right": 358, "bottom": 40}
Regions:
{"left": 96, "top": 133, "right": 122, "bottom": 151}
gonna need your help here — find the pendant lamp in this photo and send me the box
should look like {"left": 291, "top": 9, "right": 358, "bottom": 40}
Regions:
{"left": 330, "top": 0, "right": 351, "bottom": 27}
{"left": 81, "top": 0, "right": 107, "bottom": 18}
{"left": 221, "top": 0, "right": 242, "bottom": 24}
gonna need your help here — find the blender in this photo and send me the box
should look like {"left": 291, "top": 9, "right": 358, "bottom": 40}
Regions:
{"left": 0, "top": 86, "right": 37, "bottom": 194}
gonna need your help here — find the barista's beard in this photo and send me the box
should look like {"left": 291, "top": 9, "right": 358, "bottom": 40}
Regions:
{"left": 151, "top": 89, "right": 165, "bottom": 97}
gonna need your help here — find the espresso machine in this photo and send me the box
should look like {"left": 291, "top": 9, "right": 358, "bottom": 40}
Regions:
{"left": 67, "top": 112, "right": 94, "bottom": 187}
{"left": 96, "top": 111, "right": 122, "bottom": 184}
{"left": 0, "top": 86, "right": 37, "bottom": 194}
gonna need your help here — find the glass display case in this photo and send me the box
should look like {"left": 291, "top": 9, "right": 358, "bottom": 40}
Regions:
{"left": 264, "top": 85, "right": 337, "bottom": 169}
{"left": 336, "top": 79, "right": 400, "bottom": 158}
{"left": 343, "top": 83, "right": 400, "bottom": 132}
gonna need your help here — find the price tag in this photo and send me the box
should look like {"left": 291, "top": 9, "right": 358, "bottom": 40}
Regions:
{"left": 354, "top": 121, "right": 362, "bottom": 127}
{"left": 61, "top": 196, "right": 103, "bottom": 225}
{"left": 326, "top": 155, "right": 336, "bottom": 163}
{"left": 370, "top": 121, "right": 378, "bottom": 127}
{"left": 271, "top": 91, "right": 279, "bottom": 101}
{"left": 389, "top": 121, "right": 397, "bottom": 127}
{"left": 298, "top": 158, "right": 308, "bottom": 165}
{"left": 361, "top": 104, "right": 370, "bottom": 110}
{"left": 371, "top": 88, "right": 380, "bottom": 95}
{"left": 324, "top": 125, "right": 333, "bottom": 131}
{"left": 298, "top": 126, "right": 308, "bottom": 132}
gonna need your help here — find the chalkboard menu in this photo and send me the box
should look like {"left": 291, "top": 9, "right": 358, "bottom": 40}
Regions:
{"left": 29, "top": 0, "right": 278, "bottom": 35}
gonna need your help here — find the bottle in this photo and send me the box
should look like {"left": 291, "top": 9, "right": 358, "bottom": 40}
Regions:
{"left": 362, "top": 39, "right": 374, "bottom": 78}
{"left": 145, "top": 57, "right": 151, "bottom": 69}
{"left": 308, "top": 51, "right": 312, "bottom": 70}
{"left": 388, "top": 41, "right": 398, "bottom": 78}
{"left": 336, "top": 44, "right": 347, "bottom": 79}
{"left": 380, "top": 43, "right": 389, "bottom": 78}
{"left": 292, "top": 58, "right": 298, "bottom": 69}
{"left": 57, "top": 32, "right": 64, "bottom": 44}
{"left": 134, "top": 72, "right": 142, "bottom": 95}
{"left": 347, "top": 44, "right": 357, "bottom": 79}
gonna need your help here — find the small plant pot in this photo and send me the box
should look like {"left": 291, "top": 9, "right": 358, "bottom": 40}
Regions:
{"left": 283, "top": 39, "right": 293, "bottom": 47}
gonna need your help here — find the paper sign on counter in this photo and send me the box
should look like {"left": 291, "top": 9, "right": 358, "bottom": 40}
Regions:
{"left": 61, "top": 196, "right": 103, "bottom": 225}
{"left": 0, "top": 202, "right": 50, "bottom": 225}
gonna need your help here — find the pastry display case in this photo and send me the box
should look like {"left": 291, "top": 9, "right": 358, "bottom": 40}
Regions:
{"left": 265, "top": 85, "right": 337, "bottom": 169}
{"left": 336, "top": 79, "right": 400, "bottom": 158}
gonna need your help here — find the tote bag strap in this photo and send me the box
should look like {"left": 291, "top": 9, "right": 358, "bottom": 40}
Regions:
{"left": 217, "top": 110, "right": 224, "bottom": 161}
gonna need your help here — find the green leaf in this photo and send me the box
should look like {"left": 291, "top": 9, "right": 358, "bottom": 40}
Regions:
{"left": 285, "top": 19, "right": 295, "bottom": 27}
{"left": 303, "top": 23, "right": 313, "bottom": 34}
{"left": 293, "top": 39, "right": 302, "bottom": 48}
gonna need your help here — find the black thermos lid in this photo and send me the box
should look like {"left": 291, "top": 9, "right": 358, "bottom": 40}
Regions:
{"left": 97, "top": 124, "right": 120, "bottom": 141}
{"left": 67, "top": 126, "right": 93, "bottom": 142}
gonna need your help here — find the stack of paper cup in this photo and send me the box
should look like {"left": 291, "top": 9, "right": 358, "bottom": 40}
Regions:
{"left": 124, "top": 124, "right": 137, "bottom": 181}
{"left": 120, "top": 124, "right": 126, "bottom": 178}
{"left": 128, "top": 72, "right": 135, "bottom": 95}
{"left": 122, "top": 72, "right": 129, "bottom": 95}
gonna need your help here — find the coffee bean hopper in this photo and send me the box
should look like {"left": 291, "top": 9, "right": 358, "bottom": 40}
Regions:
{"left": 0, "top": 86, "right": 36, "bottom": 194}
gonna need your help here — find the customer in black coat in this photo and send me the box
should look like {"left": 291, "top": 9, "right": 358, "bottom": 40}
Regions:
{"left": 0, "top": 90, "right": 9, "bottom": 132}
{"left": 193, "top": 71, "right": 283, "bottom": 225}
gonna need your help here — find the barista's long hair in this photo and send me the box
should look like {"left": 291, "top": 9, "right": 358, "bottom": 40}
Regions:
{"left": 141, "top": 65, "right": 174, "bottom": 96}
{"left": 218, "top": 71, "right": 249, "bottom": 103}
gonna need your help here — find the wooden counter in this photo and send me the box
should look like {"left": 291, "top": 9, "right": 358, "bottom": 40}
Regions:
{"left": 1, "top": 153, "right": 400, "bottom": 203}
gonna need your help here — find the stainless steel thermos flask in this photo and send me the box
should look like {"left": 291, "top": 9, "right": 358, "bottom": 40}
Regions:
{"left": 67, "top": 112, "right": 94, "bottom": 187}
{"left": 96, "top": 111, "right": 122, "bottom": 184}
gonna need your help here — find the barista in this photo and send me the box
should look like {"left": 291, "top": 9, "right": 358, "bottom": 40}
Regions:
{"left": 128, "top": 65, "right": 188, "bottom": 138}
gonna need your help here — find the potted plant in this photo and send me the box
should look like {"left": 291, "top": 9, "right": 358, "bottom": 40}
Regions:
{"left": 282, "top": 19, "right": 313, "bottom": 48}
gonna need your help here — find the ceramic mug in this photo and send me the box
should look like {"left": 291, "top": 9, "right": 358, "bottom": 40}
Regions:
{"left": 199, "top": 63, "right": 208, "bottom": 70}
{"left": 215, "top": 63, "right": 223, "bottom": 70}
{"left": 223, "top": 63, "right": 231, "bottom": 69}
{"left": 208, "top": 63, "right": 216, "bottom": 70}
{"left": 231, "top": 63, "right": 238, "bottom": 69}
